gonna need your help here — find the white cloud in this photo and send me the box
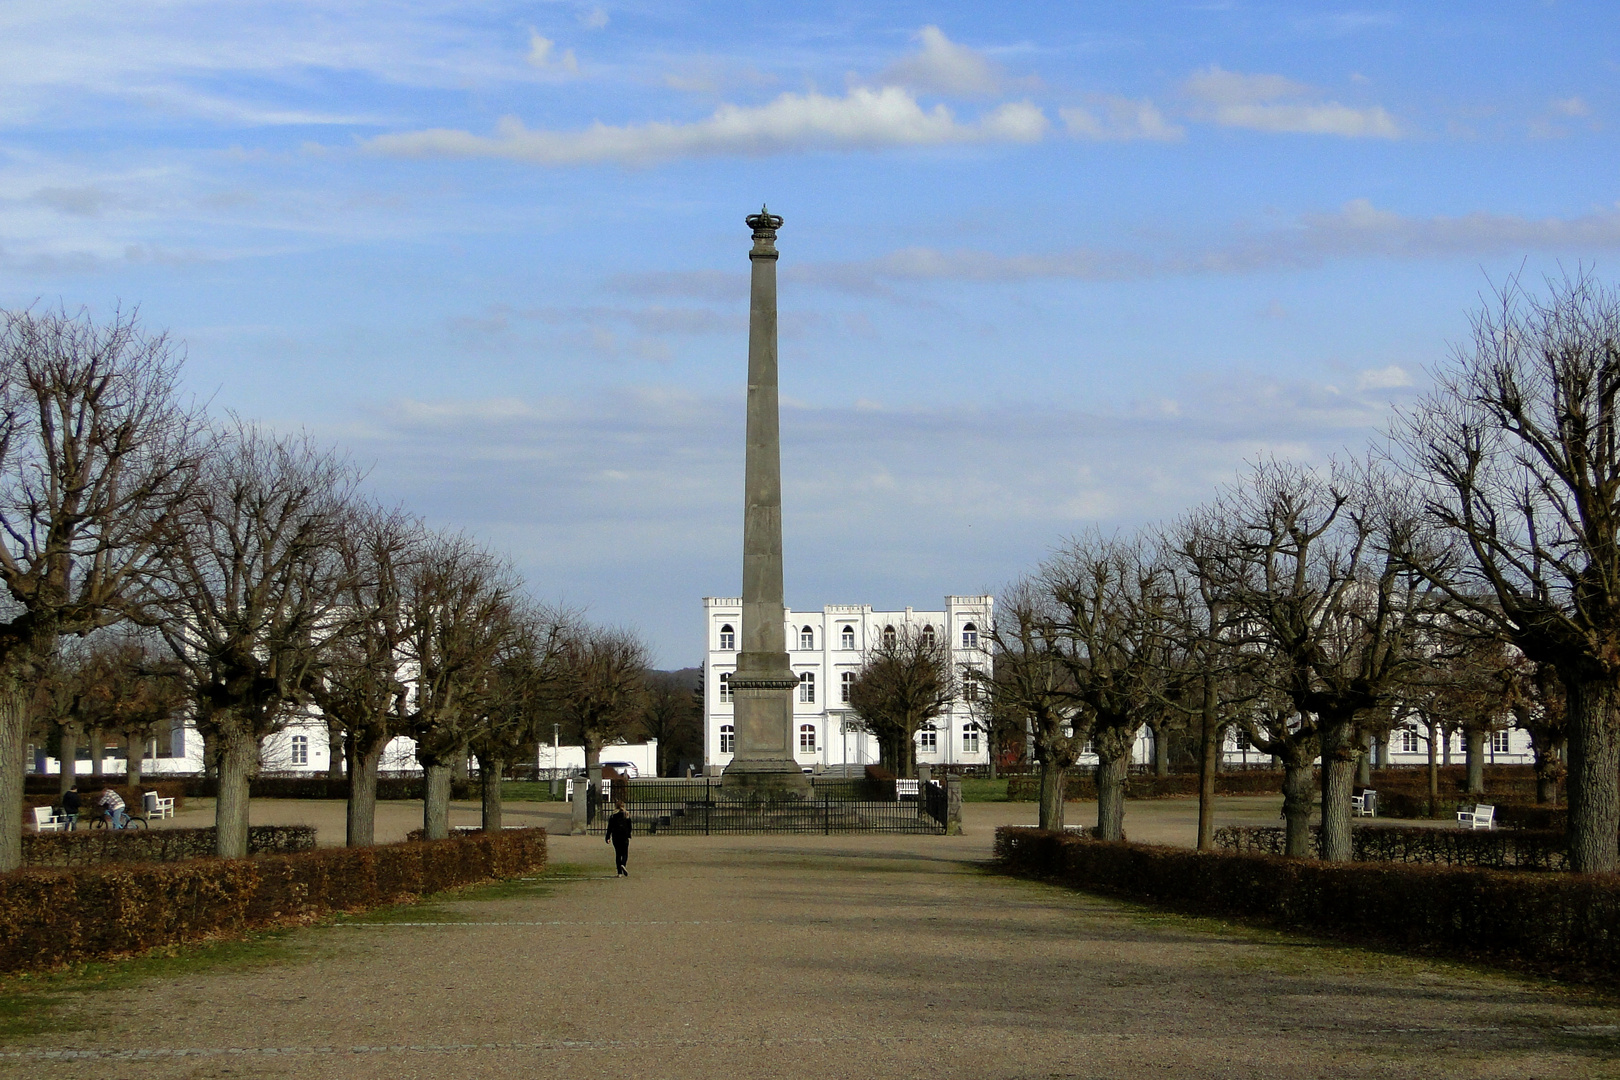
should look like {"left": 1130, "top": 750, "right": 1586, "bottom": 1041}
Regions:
{"left": 1355, "top": 365, "right": 1412, "bottom": 391}
{"left": 1185, "top": 65, "right": 1400, "bottom": 138}
{"left": 1061, "top": 97, "right": 1183, "bottom": 141}
{"left": 1553, "top": 96, "right": 1590, "bottom": 117}
{"left": 578, "top": 7, "right": 609, "bottom": 30}
{"left": 877, "top": 26, "right": 1002, "bottom": 96}
{"left": 526, "top": 29, "right": 578, "bottom": 74}
{"left": 364, "top": 87, "right": 1048, "bottom": 166}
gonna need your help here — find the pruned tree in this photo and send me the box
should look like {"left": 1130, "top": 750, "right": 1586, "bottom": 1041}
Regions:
{"left": 30, "top": 648, "right": 92, "bottom": 795}
{"left": 1039, "top": 533, "right": 1174, "bottom": 842}
{"left": 1506, "top": 658, "right": 1567, "bottom": 805}
{"left": 307, "top": 504, "right": 424, "bottom": 846}
{"left": 545, "top": 625, "right": 650, "bottom": 775}
{"left": 980, "top": 582, "right": 1079, "bottom": 830}
{"left": 1397, "top": 272, "right": 1620, "bottom": 870}
{"left": 402, "top": 534, "right": 521, "bottom": 841}
{"left": 639, "top": 668, "right": 703, "bottom": 777}
{"left": 848, "top": 623, "right": 954, "bottom": 777}
{"left": 0, "top": 307, "right": 203, "bottom": 870}
{"left": 468, "top": 607, "right": 567, "bottom": 831}
{"left": 79, "top": 631, "right": 187, "bottom": 789}
{"left": 151, "top": 423, "right": 356, "bottom": 858}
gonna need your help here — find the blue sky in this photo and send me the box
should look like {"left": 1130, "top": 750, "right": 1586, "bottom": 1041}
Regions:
{"left": 2, "top": 2, "right": 1616, "bottom": 663}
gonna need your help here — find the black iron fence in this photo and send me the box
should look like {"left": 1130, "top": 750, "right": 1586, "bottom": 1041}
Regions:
{"left": 586, "top": 778, "right": 947, "bottom": 835}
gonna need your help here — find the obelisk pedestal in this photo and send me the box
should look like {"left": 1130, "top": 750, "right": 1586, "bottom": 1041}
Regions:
{"left": 723, "top": 207, "right": 810, "bottom": 797}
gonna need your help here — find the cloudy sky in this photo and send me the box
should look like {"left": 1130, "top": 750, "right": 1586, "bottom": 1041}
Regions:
{"left": 1, "top": 2, "right": 1615, "bottom": 663}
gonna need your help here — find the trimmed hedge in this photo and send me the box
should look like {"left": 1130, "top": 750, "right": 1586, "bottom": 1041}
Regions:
{"left": 1214, "top": 824, "right": 1572, "bottom": 871}
{"left": 0, "top": 828, "right": 548, "bottom": 972}
{"left": 995, "top": 826, "right": 1620, "bottom": 983}
{"left": 22, "top": 826, "right": 315, "bottom": 868}
{"left": 1006, "top": 771, "right": 1287, "bottom": 802}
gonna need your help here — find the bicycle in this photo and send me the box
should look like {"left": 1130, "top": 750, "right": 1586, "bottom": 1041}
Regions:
{"left": 90, "top": 809, "right": 147, "bottom": 830}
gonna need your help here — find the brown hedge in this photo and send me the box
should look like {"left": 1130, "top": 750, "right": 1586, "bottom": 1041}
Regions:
{"left": 995, "top": 826, "right": 1620, "bottom": 983}
{"left": 1005, "top": 771, "right": 1287, "bottom": 801}
{"left": 1214, "top": 824, "right": 1574, "bottom": 870}
{"left": 0, "top": 828, "right": 548, "bottom": 972}
{"left": 22, "top": 826, "right": 315, "bottom": 867}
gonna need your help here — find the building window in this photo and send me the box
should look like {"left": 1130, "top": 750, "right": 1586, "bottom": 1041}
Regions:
{"left": 799, "top": 671, "right": 815, "bottom": 703}
{"left": 1232, "top": 728, "right": 1251, "bottom": 752}
{"left": 719, "top": 724, "right": 735, "bottom": 754}
{"left": 961, "top": 622, "right": 978, "bottom": 648}
{"left": 962, "top": 724, "right": 980, "bottom": 755}
{"left": 962, "top": 667, "right": 980, "bottom": 701}
{"left": 882, "top": 625, "right": 897, "bottom": 646}
{"left": 1490, "top": 729, "right": 1511, "bottom": 754}
{"left": 840, "top": 625, "right": 855, "bottom": 649}
{"left": 840, "top": 671, "right": 854, "bottom": 703}
{"left": 719, "top": 672, "right": 732, "bottom": 702}
{"left": 719, "top": 624, "right": 735, "bottom": 651}
{"left": 799, "top": 625, "right": 814, "bottom": 650}
{"left": 1081, "top": 738, "right": 1095, "bottom": 756}
{"left": 291, "top": 734, "right": 309, "bottom": 766}
{"left": 919, "top": 726, "right": 938, "bottom": 753}
{"left": 921, "top": 625, "right": 936, "bottom": 647}
{"left": 1400, "top": 725, "right": 1420, "bottom": 754}
{"left": 799, "top": 724, "right": 817, "bottom": 753}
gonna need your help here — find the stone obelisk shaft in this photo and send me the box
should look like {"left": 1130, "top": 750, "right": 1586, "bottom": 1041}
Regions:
{"left": 724, "top": 208, "right": 808, "bottom": 793}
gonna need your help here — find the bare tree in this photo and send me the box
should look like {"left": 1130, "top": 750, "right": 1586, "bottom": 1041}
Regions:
{"left": 30, "top": 649, "right": 91, "bottom": 796}
{"left": 152, "top": 423, "right": 356, "bottom": 858}
{"left": 402, "top": 534, "right": 521, "bottom": 841}
{"left": 980, "top": 582, "right": 1079, "bottom": 830}
{"left": 639, "top": 669, "right": 703, "bottom": 777}
{"left": 545, "top": 625, "right": 650, "bottom": 775}
{"left": 79, "top": 631, "right": 187, "bottom": 789}
{"left": 1398, "top": 273, "right": 1620, "bottom": 870}
{"left": 469, "top": 607, "right": 567, "bottom": 831}
{"left": 1040, "top": 534, "right": 1173, "bottom": 842}
{"left": 0, "top": 307, "right": 202, "bottom": 870}
{"left": 307, "top": 504, "right": 424, "bottom": 846}
{"left": 848, "top": 624, "right": 954, "bottom": 777}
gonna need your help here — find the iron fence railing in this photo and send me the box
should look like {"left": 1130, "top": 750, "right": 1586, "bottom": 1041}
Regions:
{"left": 585, "top": 778, "right": 947, "bottom": 835}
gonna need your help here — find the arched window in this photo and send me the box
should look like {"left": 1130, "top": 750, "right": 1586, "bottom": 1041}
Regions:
{"left": 921, "top": 625, "right": 936, "bottom": 647}
{"left": 799, "top": 671, "right": 815, "bottom": 703}
{"left": 918, "top": 725, "right": 938, "bottom": 753}
{"left": 961, "top": 622, "right": 978, "bottom": 649}
{"left": 799, "top": 724, "right": 817, "bottom": 753}
{"left": 840, "top": 625, "right": 855, "bottom": 650}
{"left": 799, "top": 625, "right": 814, "bottom": 650}
{"left": 882, "top": 625, "right": 897, "bottom": 646}
{"left": 840, "top": 671, "right": 855, "bottom": 703}
{"left": 719, "top": 724, "right": 735, "bottom": 754}
{"left": 719, "top": 624, "right": 735, "bottom": 651}
{"left": 962, "top": 724, "right": 980, "bottom": 755}
{"left": 290, "top": 734, "right": 309, "bottom": 766}
{"left": 718, "top": 672, "right": 732, "bottom": 702}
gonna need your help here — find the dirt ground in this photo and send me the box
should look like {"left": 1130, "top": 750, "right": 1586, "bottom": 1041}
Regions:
{"left": 3, "top": 800, "right": 1617, "bottom": 1079}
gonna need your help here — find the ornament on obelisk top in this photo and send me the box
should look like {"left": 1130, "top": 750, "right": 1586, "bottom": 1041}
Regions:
{"left": 723, "top": 206, "right": 810, "bottom": 795}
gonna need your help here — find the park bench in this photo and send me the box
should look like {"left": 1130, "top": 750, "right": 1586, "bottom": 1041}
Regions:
{"left": 1456, "top": 803, "right": 1495, "bottom": 830}
{"left": 143, "top": 791, "right": 176, "bottom": 819}
{"left": 563, "top": 778, "right": 613, "bottom": 802}
{"left": 1350, "top": 790, "right": 1378, "bottom": 817}
{"left": 32, "top": 805, "right": 68, "bottom": 832}
{"left": 895, "top": 779, "right": 919, "bottom": 801}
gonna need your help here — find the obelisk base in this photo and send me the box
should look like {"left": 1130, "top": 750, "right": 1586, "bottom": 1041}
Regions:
{"left": 723, "top": 656, "right": 811, "bottom": 797}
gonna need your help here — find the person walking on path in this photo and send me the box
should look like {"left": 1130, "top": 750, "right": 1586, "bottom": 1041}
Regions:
{"left": 61, "top": 787, "right": 80, "bottom": 830}
{"left": 605, "top": 800, "right": 632, "bottom": 877}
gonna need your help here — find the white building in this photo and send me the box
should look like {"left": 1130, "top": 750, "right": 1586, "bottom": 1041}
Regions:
{"left": 1221, "top": 721, "right": 1536, "bottom": 767}
{"left": 702, "top": 595, "right": 993, "bottom": 773}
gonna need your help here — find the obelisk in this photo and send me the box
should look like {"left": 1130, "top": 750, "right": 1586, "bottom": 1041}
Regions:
{"left": 724, "top": 206, "right": 810, "bottom": 795}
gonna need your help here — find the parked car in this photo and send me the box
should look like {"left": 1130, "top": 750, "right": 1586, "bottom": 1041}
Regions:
{"left": 601, "top": 761, "right": 639, "bottom": 778}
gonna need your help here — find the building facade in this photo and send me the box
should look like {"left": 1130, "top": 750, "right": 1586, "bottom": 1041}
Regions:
{"left": 702, "top": 595, "right": 993, "bottom": 773}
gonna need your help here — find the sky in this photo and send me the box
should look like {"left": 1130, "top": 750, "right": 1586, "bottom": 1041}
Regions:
{"left": 2, "top": 2, "right": 1617, "bottom": 665}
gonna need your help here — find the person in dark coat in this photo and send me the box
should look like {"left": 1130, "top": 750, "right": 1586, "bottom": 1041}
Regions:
{"left": 605, "top": 800, "right": 632, "bottom": 877}
{"left": 61, "top": 787, "right": 81, "bottom": 830}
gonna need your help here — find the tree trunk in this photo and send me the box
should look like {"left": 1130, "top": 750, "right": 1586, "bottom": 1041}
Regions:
{"left": 479, "top": 753, "right": 504, "bottom": 831}
{"left": 1151, "top": 723, "right": 1169, "bottom": 777}
{"left": 451, "top": 753, "right": 469, "bottom": 783}
{"left": 1282, "top": 759, "right": 1314, "bottom": 858}
{"left": 327, "top": 723, "right": 344, "bottom": 782}
{"left": 89, "top": 727, "right": 103, "bottom": 779}
{"left": 1427, "top": 716, "right": 1440, "bottom": 817}
{"left": 1037, "top": 759, "right": 1066, "bottom": 832}
{"left": 1319, "top": 717, "right": 1356, "bottom": 862}
{"left": 1356, "top": 733, "right": 1372, "bottom": 787}
{"left": 423, "top": 763, "right": 451, "bottom": 840}
{"left": 1464, "top": 729, "right": 1485, "bottom": 795}
{"left": 214, "top": 727, "right": 257, "bottom": 858}
{"left": 58, "top": 726, "right": 79, "bottom": 795}
{"left": 202, "top": 730, "right": 219, "bottom": 782}
{"left": 1533, "top": 736, "right": 1563, "bottom": 805}
{"left": 125, "top": 731, "right": 142, "bottom": 789}
{"left": 1095, "top": 747, "right": 1130, "bottom": 841}
{"left": 1442, "top": 726, "right": 1452, "bottom": 766}
{"left": 0, "top": 677, "right": 28, "bottom": 872}
{"left": 1195, "top": 678, "right": 1218, "bottom": 851}
{"left": 1375, "top": 733, "right": 1389, "bottom": 773}
{"left": 346, "top": 735, "right": 386, "bottom": 847}
{"left": 1565, "top": 678, "right": 1620, "bottom": 874}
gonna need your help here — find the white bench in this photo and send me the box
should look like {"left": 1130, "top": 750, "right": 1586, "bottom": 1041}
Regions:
{"left": 895, "top": 779, "right": 919, "bottom": 801}
{"left": 1350, "top": 790, "right": 1377, "bottom": 817}
{"left": 1457, "top": 804, "right": 1495, "bottom": 830}
{"left": 143, "top": 791, "right": 175, "bottom": 819}
{"left": 564, "top": 778, "right": 612, "bottom": 802}
{"left": 32, "top": 805, "right": 68, "bottom": 832}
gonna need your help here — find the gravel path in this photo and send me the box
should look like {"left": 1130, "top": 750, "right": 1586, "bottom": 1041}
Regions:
{"left": 4, "top": 805, "right": 1616, "bottom": 1079}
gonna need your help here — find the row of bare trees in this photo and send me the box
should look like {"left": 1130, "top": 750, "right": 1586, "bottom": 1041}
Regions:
{"left": 0, "top": 305, "right": 672, "bottom": 869}
{"left": 968, "top": 273, "right": 1620, "bottom": 873}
